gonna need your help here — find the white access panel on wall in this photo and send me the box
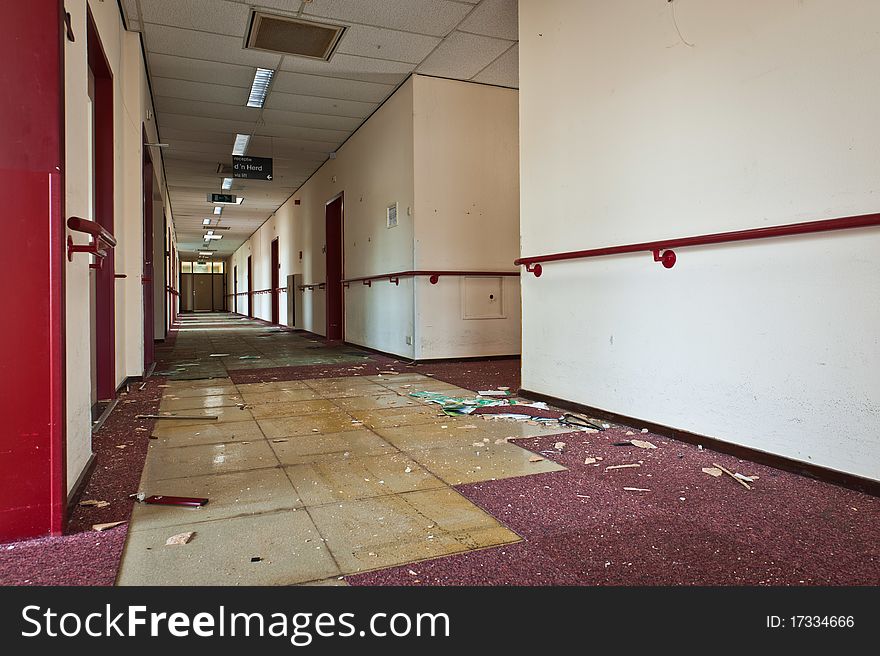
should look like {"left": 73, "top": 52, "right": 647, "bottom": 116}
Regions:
{"left": 461, "top": 276, "right": 505, "bottom": 319}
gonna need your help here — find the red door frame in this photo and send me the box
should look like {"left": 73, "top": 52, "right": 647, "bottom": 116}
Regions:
{"left": 325, "top": 194, "right": 344, "bottom": 341}
{"left": 247, "top": 255, "right": 253, "bottom": 318}
{"left": 88, "top": 12, "right": 116, "bottom": 400}
{"left": 270, "top": 238, "right": 280, "bottom": 324}
{"left": 233, "top": 265, "right": 238, "bottom": 313}
{"left": 142, "top": 127, "right": 155, "bottom": 369}
{"left": 0, "top": 0, "right": 67, "bottom": 540}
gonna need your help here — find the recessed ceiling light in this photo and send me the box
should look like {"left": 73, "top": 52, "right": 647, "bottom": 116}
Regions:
{"left": 205, "top": 234, "right": 223, "bottom": 240}
{"left": 202, "top": 218, "right": 211, "bottom": 225}
{"left": 232, "top": 133, "right": 250, "bottom": 156}
{"left": 247, "top": 68, "right": 274, "bottom": 108}
{"left": 222, "top": 177, "right": 233, "bottom": 190}
{"left": 199, "top": 251, "right": 214, "bottom": 256}
{"left": 213, "top": 206, "right": 222, "bottom": 215}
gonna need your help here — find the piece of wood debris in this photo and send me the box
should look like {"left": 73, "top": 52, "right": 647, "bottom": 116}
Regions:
{"left": 528, "top": 455, "right": 544, "bottom": 463}
{"left": 640, "top": 428, "right": 649, "bottom": 433}
{"left": 79, "top": 499, "right": 110, "bottom": 508}
{"left": 92, "top": 521, "right": 126, "bottom": 532}
{"left": 702, "top": 467, "right": 723, "bottom": 477}
{"left": 472, "top": 442, "right": 485, "bottom": 448}
{"left": 625, "top": 431, "right": 635, "bottom": 436}
{"left": 605, "top": 463, "right": 641, "bottom": 471}
{"left": 623, "top": 487, "right": 651, "bottom": 492}
{"left": 165, "top": 531, "right": 195, "bottom": 546}
{"left": 584, "top": 457, "right": 597, "bottom": 465}
{"left": 554, "top": 441, "right": 566, "bottom": 451}
{"left": 734, "top": 472, "right": 758, "bottom": 482}
{"left": 713, "top": 462, "right": 752, "bottom": 489}
{"left": 379, "top": 371, "right": 399, "bottom": 375}
{"left": 115, "top": 444, "right": 127, "bottom": 449}
{"left": 272, "top": 439, "right": 288, "bottom": 443}
{"left": 630, "top": 439, "right": 657, "bottom": 450}
{"left": 136, "top": 414, "right": 218, "bottom": 421}
{"left": 404, "top": 466, "right": 412, "bottom": 473}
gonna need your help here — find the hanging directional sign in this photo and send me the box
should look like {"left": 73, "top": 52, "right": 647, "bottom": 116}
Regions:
{"left": 232, "top": 155, "right": 273, "bottom": 181}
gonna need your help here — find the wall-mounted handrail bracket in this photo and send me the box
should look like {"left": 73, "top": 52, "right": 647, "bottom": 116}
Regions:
{"left": 653, "top": 249, "right": 676, "bottom": 269}
{"left": 67, "top": 216, "right": 116, "bottom": 268}
{"left": 429, "top": 274, "right": 439, "bottom": 284}
{"left": 388, "top": 276, "right": 399, "bottom": 286}
{"left": 525, "top": 263, "right": 542, "bottom": 277}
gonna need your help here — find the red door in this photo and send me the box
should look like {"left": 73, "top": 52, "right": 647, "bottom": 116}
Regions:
{"left": 142, "top": 128, "right": 155, "bottom": 370}
{"left": 325, "top": 195, "right": 344, "bottom": 340}
{"left": 0, "top": 0, "right": 67, "bottom": 540}
{"left": 271, "top": 238, "right": 280, "bottom": 324}
{"left": 247, "top": 255, "right": 253, "bottom": 318}
{"left": 89, "top": 13, "right": 116, "bottom": 400}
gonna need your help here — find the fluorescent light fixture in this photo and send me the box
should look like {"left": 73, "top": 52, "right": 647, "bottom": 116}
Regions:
{"left": 202, "top": 218, "right": 211, "bottom": 225}
{"left": 222, "top": 177, "right": 233, "bottom": 190}
{"left": 205, "top": 230, "right": 214, "bottom": 236}
{"left": 247, "top": 68, "right": 275, "bottom": 108}
{"left": 232, "top": 133, "right": 250, "bottom": 156}
{"left": 199, "top": 251, "right": 214, "bottom": 256}
{"left": 205, "top": 234, "right": 223, "bottom": 240}
{"left": 213, "top": 206, "right": 222, "bottom": 215}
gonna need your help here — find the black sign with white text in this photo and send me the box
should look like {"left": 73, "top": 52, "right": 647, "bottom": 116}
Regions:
{"left": 232, "top": 156, "right": 273, "bottom": 181}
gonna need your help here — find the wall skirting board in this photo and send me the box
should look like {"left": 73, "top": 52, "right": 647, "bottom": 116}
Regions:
{"left": 520, "top": 389, "right": 880, "bottom": 497}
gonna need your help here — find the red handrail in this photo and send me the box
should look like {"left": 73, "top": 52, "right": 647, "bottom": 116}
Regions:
{"left": 515, "top": 212, "right": 880, "bottom": 275}
{"left": 341, "top": 270, "right": 520, "bottom": 287}
{"left": 67, "top": 216, "right": 117, "bottom": 269}
{"left": 227, "top": 287, "right": 287, "bottom": 296}
{"left": 300, "top": 282, "right": 325, "bottom": 291}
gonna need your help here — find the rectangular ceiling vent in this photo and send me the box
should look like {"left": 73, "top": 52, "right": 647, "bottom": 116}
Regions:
{"left": 246, "top": 12, "right": 345, "bottom": 61}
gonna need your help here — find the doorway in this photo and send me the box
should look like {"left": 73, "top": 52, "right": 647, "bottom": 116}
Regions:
{"left": 325, "top": 194, "right": 344, "bottom": 341}
{"left": 142, "top": 127, "right": 155, "bottom": 370}
{"left": 88, "top": 12, "right": 116, "bottom": 401}
{"left": 271, "top": 238, "right": 280, "bottom": 324}
{"left": 247, "top": 255, "right": 253, "bottom": 318}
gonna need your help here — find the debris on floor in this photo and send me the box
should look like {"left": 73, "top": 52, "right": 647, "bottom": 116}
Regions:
{"left": 702, "top": 467, "right": 723, "bottom": 477}
{"left": 136, "top": 413, "right": 218, "bottom": 421}
{"left": 554, "top": 441, "right": 566, "bottom": 451}
{"left": 143, "top": 495, "right": 209, "bottom": 507}
{"left": 713, "top": 462, "right": 752, "bottom": 490}
{"left": 79, "top": 499, "right": 110, "bottom": 508}
{"left": 605, "top": 463, "right": 641, "bottom": 471}
{"left": 92, "top": 521, "right": 126, "bottom": 532}
{"left": 623, "top": 487, "right": 651, "bottom": 492}
{"left": 584, "top": 457, "right": 597, "bottom": 465}
{"left": 165, "top": 531, "right": 195, "bottom": 546}
{"left": 477, "top": 389, "right": 510, "bottom": 397}
{"left": 559, "top": 413, "right": 607, "bottom": 431}
{"left": 528, "top": 455, "right": 544, "bottom": 463}
{"left": 630, "top": 439, "right": 657, "bottom": 450}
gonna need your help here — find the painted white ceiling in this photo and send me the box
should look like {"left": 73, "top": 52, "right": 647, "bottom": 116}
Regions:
{"left": 121, "top": 0, "right": 519, "bottom": 258}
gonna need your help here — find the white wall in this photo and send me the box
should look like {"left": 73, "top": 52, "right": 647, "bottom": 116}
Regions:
{"left": 413, "top": 76, "right": 521, "bottom": 359}
{"left": 519, "top": 0, "right": 880, "bottom": 480}
{"left": 64, "top": 0, "right": 174, "bottom": 492}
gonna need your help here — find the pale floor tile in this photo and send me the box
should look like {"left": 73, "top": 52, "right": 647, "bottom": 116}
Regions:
{"left": 298, "top": 577, "right": 349, "bottom": 586}
{"left": 148, "top": 406, "right": 254, "bottom": 426}
{"left": 347, "top": 406, "right": 445, "bottom": 430}
{"left": 118, "top": 511, "right": 339, "bottom": 586}
{"left": 269, "top": 429, "right": 396, "bottom": 466}
{"left": 130, "top": 468, "right": 302, "bottom": 531}
{"left": 141, "top": 440, "right": 277, "bottom": 483}
{"left": 249, "top": 399, "right": 340, "bottom": 420}
{"left": 376, "top": 417, "right": 567, "bottom": 452}
{"left": 236, "top": 380, "right": 313, "bottom": 393}
{"left": 309, "top": 489, "right": 519, "bottom": 574}
{"left": 150, "top": 419, "right": 265, "bottom": 447}
{"left": 258, "top": 411, "right": 365, "bottom": 439}
{"left": 157, "top": 385, "right": 238, "bottom": 399}
{"left": 163, "top": 377, "right": 234, "bottom": 389}
{"left": 408, "top": 441, "right": 566, "bottom": 485}
{"left": 286, "top": 453, "right": 445, "bottom": 506}
{"left": 159, "top": 394, "right": 243, "bottom": 412}
{"left": 237, "top": 388, "right": 322, "bottom": 405}
{"left": 332, "top": 394, "right": 420, "bottom": 411}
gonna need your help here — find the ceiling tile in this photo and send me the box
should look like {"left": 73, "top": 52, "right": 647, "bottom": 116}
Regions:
{"left": 148, "top": 53, "right": 256, "bottom": 87}
{"left": 272, "top": 71, "right": 393, "bottom": 103}
{"left": 144, "top": 24, "right": 282, "bottom": 69}
{"left": 459, "top": 0, "right": 518, "bottom": 41}
{"left": 417, "top": 31, "right": 513, "bottom": 79}
{"left": 279, "top": 52, "right": 413, "bottom": 85}
{"left": 154, "top": 96, "right": 261, "bottom": 122}
{"left": 335, "top": 23, "right": 440, "bottom": 64}
{"left": 472, "top": 44, "right": 518, "bottom": 87}
{"left": 151, "top": 77, "right": 249, "bottom": 105}
{"left": 140, "top": 0, "right": 251, "bottom": 37}
{"left": 265, "top": 92, "right": 377, "bottom": 119}
{"left": 303, "top": 0, "right": 470, "bottom": 36}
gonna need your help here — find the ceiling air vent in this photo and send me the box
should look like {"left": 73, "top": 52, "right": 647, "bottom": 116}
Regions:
{"left": 246, "top": 12, "right": 346, "bottom": 61}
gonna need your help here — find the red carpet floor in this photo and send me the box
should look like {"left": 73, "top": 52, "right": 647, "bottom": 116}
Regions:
{"left": 347, "top": 429, "right": 880, "bottom": 585}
